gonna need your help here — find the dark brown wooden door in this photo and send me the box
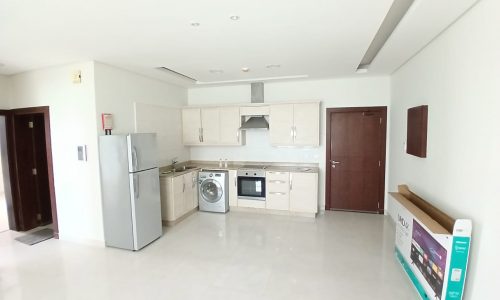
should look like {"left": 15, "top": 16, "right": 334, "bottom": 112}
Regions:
{"left": 13, "top": 113, "right": 52, "bottom": 230}
{"left": 326, "top": 107, "right": 387, "bottom": 213}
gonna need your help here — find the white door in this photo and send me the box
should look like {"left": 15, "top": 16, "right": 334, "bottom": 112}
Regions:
{"left": 201, "top": 108, "right": 220, "bottom": 144}
{"left": 182, "top": 108, "right": 201, "bottom": 145}
{"left": 289, "top": 172, "right": 318, "bottom": 213}
{"left": 228, "top": 170, "right": 238, "bottom": 207}
{"left": 293, "top": 103, "right": 320, "bottom": 146}
{"left": 219, "top": 107, "right": 241, "bottom": 145}
{"left": 191, "top": 171, "right": 199, "bottom": 209}
{"left": 183, "top": 173, "right": 194, "bottom": 213}
{"left": 172, "top": 175, "right": 185, "bottom": 219}
{"left": 269, "top": 104, "right": 294, "bottom": 146}
{"left": 129, "top": 168, "right": 162, "bottom": 250}
{"left": 127, "top": 133, "right": 158, "bottom": 172}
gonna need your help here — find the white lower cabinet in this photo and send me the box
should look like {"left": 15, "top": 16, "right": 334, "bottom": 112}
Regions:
{"left": 266, "top": 171, "right": 290, "bottom": 210}
{"left": 228, "top": 170, "right": 238, "bottom": 207}
{"left": 160, "top": 170, "right": 198, "bottom": 224}
{"left": 289, "top": 172, "right": 318, "bottom": 213}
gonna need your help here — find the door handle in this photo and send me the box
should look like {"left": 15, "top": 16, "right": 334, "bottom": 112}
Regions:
{"left": 132, "top": 147, "right": 138, "bottom": 170}
{"left": 331, "top": 160, "right": 341, "bottom": 168}
{"left": 133, "top": 174, "right": 139, "bottom": 199}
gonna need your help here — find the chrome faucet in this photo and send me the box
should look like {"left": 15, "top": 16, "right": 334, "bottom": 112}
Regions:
{"left": 171, "top": 158, "right": 178, "bottom": 168}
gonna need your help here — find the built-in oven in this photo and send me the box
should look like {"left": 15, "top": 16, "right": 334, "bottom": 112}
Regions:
{"left": 237, "top": 169, "right": 266, "bottom": 201}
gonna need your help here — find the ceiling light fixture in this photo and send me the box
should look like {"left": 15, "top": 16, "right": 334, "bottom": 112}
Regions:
{"left": 229, "top": 15, "right": 240, "bottom": 21}
{"left": 241, "top": 67, "right": 250, "bottom": 72}
{"left": 266, "top": 64, "right": 281, "bottom": 69}
{"left": 190, "top": 22, "right": 200, "bottom": 27}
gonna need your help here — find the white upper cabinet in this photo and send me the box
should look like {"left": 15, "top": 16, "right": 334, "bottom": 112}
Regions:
{"left": 182, "top": 106, "right": 241, "bottom": 146}
{"left": 200, "top": 107, "right": 220, "bottom": 144}
{"left": 293, "top": 103, "right": 320, "bottom": 146}
{"left": 269, "top": 104, "right": 294, "bottom": 145}
{"left": 269, "top": 103, "right": 319, "bottom": 147}
{"left": 219, "top": 106, "right": 242, "bottom": 145}
{"left": 182, "top": 108, "right": 202, "bottom": 145}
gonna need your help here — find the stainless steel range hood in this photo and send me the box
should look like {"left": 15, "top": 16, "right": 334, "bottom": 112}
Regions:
{"left": 239, "top": 82, "right": 269, "bottom": 130}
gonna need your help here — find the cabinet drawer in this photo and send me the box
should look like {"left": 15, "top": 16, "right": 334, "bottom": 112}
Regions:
{"left": 266, "top": 192, "right": 289, "bottom": 210}
{"left": 266, "top": 171, "right": 290, "bottom": 182}
{"left": 266, "top": 180, "right": 290, "bottom": 193}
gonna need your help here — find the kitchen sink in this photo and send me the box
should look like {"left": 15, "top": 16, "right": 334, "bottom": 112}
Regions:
{"left": 174, "top": 166, "right": 197, "bottom": 172}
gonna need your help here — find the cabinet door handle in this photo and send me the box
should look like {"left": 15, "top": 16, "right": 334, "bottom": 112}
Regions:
{"left": 183, "top": 181, "right": 185, "bottom": 192}
{"left": 269, "top": 192, "right": 286, "bottom": 195}
{"left": 293, "top": 126, "right": 297, "bottom": 139}
{"left": 198, "top": 128, "right": 202, "bottom": 142}
{"left": 270, "top": 180, "right": 286, "bottom": 184}
{"left": 290, "top": 127, "right": 294, "bottom": 139}
{"left": 234, "top": 177, "right": 237, "bottom": 187}
{"left": 290, "top": 174, "right": 293, "bottom": 190}
{"left": 237, "top": 130, "right": 240, "bottom": 143}
{"left": 201, "top": 128, "right": 204, "bottom": 142}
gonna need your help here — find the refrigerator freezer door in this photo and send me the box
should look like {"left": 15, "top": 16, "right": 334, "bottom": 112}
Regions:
{"left": 129, "top": 167, "right": 162, "bottom": 250}
{"left": 127, "top": 133, "right": 158, "bottom": 172}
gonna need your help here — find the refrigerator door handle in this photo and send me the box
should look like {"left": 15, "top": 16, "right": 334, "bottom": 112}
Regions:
{"left": 134, "top": 174, "right": 139, "bottom": 199}
{"left": 132, "top": 146, "right": 139, "bottom": 171}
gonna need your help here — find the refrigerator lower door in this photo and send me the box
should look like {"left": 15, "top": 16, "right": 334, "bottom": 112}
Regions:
{"left": 129, "top": 168, "right": 162, "bottom": 250}
{"left": 127, "top": 133, "right": 158, "bottom": 172}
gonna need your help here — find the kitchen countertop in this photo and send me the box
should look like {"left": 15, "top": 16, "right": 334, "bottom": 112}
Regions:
{"left": 159, "top": 160, "right": 319, "bottom": 178}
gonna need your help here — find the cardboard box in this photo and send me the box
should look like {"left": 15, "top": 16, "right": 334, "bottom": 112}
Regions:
{"left": 390, "top": 185, "right": 471, "bottom": 300}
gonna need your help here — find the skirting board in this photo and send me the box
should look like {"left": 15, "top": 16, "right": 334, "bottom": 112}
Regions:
{"left": 230, "top": 206, "right": 316, "bottom": 218}
{"left": 162, "top": 207, "right": 198, "bottom": 227}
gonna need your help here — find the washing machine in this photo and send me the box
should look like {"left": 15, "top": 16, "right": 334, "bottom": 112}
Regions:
{"left": 198, "top": 170, "right": 229, "bottom": 213}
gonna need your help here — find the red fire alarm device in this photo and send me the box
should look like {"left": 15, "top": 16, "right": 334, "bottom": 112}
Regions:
{"left": 101, "top": 113, "right": 113, "bottom": 135}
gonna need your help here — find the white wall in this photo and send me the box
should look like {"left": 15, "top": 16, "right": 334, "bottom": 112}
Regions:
{"left": 388, "top": 0, "right": 500, "bottom": 298}
{"left": 94, "top": 62, "right": 188, "bottom": 166}
{"left": 0, "top": 75, "right": 11, "bottom": 109}
{"left": 188, "top": 76, "right": 391, "bottom": 209}
{"left": 10, "top": 62, "right": 104, "bottom": 244}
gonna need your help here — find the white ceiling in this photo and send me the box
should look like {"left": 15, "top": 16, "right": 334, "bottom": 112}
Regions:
{"left": 0, "top": 0, "right": 478, "bottom": 86}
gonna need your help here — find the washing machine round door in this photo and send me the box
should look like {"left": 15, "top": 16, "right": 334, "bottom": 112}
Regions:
{"left": 200, "top": 179, "right": 222, "bottom": 203}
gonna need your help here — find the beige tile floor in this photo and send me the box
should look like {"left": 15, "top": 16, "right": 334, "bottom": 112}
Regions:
{"left": 0, "top": 211, "right": 417, "bottom": 300}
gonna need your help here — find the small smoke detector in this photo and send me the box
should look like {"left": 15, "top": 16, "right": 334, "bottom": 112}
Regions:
{"left": 241, "top": 67, "right": 250, "bottom": 72}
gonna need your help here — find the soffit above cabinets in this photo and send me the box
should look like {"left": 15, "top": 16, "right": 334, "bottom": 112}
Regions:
{"left": 0, "top": 0, "right": 478, "bottom": 85}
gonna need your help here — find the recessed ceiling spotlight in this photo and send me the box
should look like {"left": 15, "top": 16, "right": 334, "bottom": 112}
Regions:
{"left": 266, "top": 64, "right": 281, "bottom": 69}
{"left": 241, "top": 67, "right": 250, "bottom": 72}
{"left": 190, "top": 22, "right": 200, "bottom": 27}
{"left": 209, "top": 69, "right": 224, "bottom": 74}
{"left": 229, "top": 15, "right": 240, "bottom": 21}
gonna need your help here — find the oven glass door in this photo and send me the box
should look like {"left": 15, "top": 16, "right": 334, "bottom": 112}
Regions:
{"left": 237, "top": 176, "right": 266, "bottom": 200}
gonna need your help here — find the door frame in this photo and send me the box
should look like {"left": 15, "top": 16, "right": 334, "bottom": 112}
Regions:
{"left": 9, "top": 106, "right": 59, "bottom": 237}
{"left": 325, "top": 106, "right": 387, "bottom": 213}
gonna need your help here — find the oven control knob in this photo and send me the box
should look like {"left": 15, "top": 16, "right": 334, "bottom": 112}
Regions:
{"left": 245, "top": 172, "right": 248, "bottom": 175}
{"left": 254, "top": 173, "right": 257, "bottom": 176}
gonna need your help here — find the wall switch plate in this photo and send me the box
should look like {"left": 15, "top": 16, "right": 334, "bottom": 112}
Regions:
{"left": 72, "top": 70, "right": 82, "bottom": 84}
{"left": 77, "top": 145, "right": 87, "bottom": 161}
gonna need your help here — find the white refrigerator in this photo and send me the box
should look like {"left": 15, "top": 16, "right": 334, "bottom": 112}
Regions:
{"left": 99, "top": 133, "right": 162, "bottom": 251}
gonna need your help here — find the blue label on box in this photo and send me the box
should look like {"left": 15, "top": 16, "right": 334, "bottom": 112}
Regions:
{"left": 446, "top": 236, "right": 470, "bottom": 299}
